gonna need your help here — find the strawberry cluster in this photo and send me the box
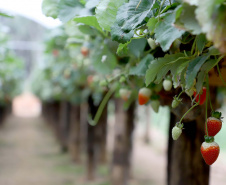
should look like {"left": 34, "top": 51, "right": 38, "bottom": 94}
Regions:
{"left": 201, "top": 111, "right": 222, "bottom": 165}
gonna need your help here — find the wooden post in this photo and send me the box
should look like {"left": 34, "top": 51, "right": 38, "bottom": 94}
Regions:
{"left": 111, "top": 99, "right": 135, "bottom": 185}
{"left": 86, "top": 95, "right": 109, "bottom": 179}
{"left": 68, "top": 104, "right": 81, "bottom": 162}
{"left": 59, "top": 101, "right": 71, "bottom": 152}
{"left": 86, "top": 96, "right": 97, "bottom": 180}
{"left": 96, "top": 103, "right": 108, "bottom": 164}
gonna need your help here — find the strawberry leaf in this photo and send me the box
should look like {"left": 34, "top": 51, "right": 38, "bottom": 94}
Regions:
{"left": 130, "top": 54, "right": 153, "bottom": 76}
{"left": 58, "top": 0, "right": 91, "bottom": 22}
{"left": 111, "top": 0, "right": 156, "bottom": 43}
{"left": 185, "top": 54, "right": 210, "bottom": 89}
{"left": 42, "top": 0, "right": 59, "bottom": 19}
{"left": 73, "top": 16, "right": 103, "bottom": 33}
{"left": 91, "top": 44, "right": 117, "bottom": 74}
{"left": 174, "top": 3, "right": 202, "bottom": 35}
{"left": 95, "top": 0, "right": 127, "bottom": 32}
{"left": 128, "top": 38, "right": 147, "bottom": 58}
{"left": 154, "top": 12, "right": 185, "bottom": 52}
{"left": 145, "top": 53, "right": 185, "bottom": 86}
{"left": 196, "top": 0, "right": 226, "bottom": 54}
{"left": 196, "top": 34, "right": 207, "bottom": 54}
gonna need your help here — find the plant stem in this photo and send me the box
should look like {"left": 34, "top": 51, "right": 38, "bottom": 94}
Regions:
{"left": 177, "top": 90, "right": 184, "bottom": 98}
{"left": 88, "top": 84, "right": 118, "bottom": 126}
{"left": 179, "top": 103, "right": 199, "bottom": 123}
{"left": 136, "top": 0, "right": 142, "bottom": 10}
{"left": 205, "top": 81, "right": 209, "bottom": 137}
{"left": 206, "top": 75, "right": 213, "bottom": 111}
{"left": 191, "top": 38, "right": 196, "bottom": 55}
{"left": 158, "top": 0, "right": 166, "bottom": 21}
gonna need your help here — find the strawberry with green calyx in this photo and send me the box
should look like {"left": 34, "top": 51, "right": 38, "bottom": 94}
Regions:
{"left": 119, "top": 76, "right": 126, "bottom": 83}
{"left": 172, "top": 122, "right": 183, "bottom": 140}
{"left": 205, "top": 111, "right": 223, "bottom": 137}
{"left": 99, "top": 79, "right": 108, "bottom": 87}
{"left": 119, "top": 88, "right": 131, "bottom": 101}
{"left": 147, "top": 38, "right": 157, "bottom": 50}
{"left": 163, "top": 78, "right": 173, "bottom": 91}
{"left": 193, "top": 87, "right": 206, "bottom": 105}
{"left": 150, "top": 94, "right": 160, "bottom": 113}
{"left": 138, "top": 87, "right": 152, "bottom": 105}
{"left": 172, "top": 96, "right": 182, "bottom": 109}
{"left": 201, "top": 136, "right": 220, "bottom": 165}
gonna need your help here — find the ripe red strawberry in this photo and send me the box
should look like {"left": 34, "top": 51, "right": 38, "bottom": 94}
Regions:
{"left": 81, "top": 47, "right": 89, "bottom": 57}
{"left": 205, "top": 111, "right": 222, "bottom": 136}
{"left": 119, "top": 89, "right": 131, "bottom": 101}
{"left": 201, "top": 137, "right": 220, "bottom": 165}
{"left": 138, "top": 88, "right": 152, "bottom": 105}
{"left": 193, "top": 87, "right": 206, "bottom": 105}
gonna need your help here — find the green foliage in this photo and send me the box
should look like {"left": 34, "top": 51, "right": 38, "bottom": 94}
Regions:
{"left": 196, "top": 0, "right": 226, "bottom": 54}
{"left": 73, "top": 16, "right": 103, "bottom": 33}
{"left": 145, "top": 53, "right": 185, "bottom": 86}
{"left": 39, "top": 0, "right": 226, "bottom": 111}
{"left": 0, "top": 26, "right": 24, "bottom": 103}
{"left": 130, "top": 54, "right": 153, "bottom": 76}
{"left": 174, "top": 4, "right": 202, "bottom": 35}
{"left": 111, "top": 0, "right": 155, "bottom": 43}
{"left": 96, "top": 0, "right": 127, "bottom": 32}
{"left": 91, "top": 43, "right": 117, "bottom": 74}
{"left": 42, "top": 0, "right": 59, "bottom": 19}
{"left": 58, "top": 0, "right": 90, "bottom": 22}
{"left": 154, "top": 12, "right": 184, "bottom": 52}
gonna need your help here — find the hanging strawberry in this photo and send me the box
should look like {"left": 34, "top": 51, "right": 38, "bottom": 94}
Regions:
{"left": 193, "top": 87, "right": 206, "bottom": 105}
{"left": 201, "top": 136, "right": 220, "bottom": 165}
{"left": 138, "top": 87, "right": 152, "bottom": 105}
{"left": 119, "top": 89, "right": 131, "bottom": 101}
{"left": 205, "top": 111, "right": 222, "bottom": 136}
{"left": 151, "top": 100, "right": 160, "bottom": 113}
{"left": 163, "top": 79, "right": 172, "bottom": 91}
{"left": 172, "top": 122, "right": 183, "bottom": 140}
{"left": 81, "top": 46, "right": 89, "bottom": 57}
{"left": 172, "top": 97, "right": 182, "bottom": 108}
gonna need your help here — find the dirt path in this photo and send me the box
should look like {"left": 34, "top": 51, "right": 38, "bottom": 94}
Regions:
{"left": 0, "top": 115, "right": 86, "bottom": 185}
{"left": 0, "top": 115, "right": 225, "bottom": 185}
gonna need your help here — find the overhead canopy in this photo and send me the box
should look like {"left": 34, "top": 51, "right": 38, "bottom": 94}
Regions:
{"left": 0, "top": 0, "right": 61, "bottom": 28}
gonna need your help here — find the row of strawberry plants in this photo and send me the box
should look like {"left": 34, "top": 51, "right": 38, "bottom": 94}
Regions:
{"left": 39, "top": 0, "right": 226, "bottom": 184}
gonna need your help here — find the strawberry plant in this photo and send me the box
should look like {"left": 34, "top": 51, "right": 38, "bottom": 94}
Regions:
{"left": 40, "top": 0, "right": 226, "bottom": 184}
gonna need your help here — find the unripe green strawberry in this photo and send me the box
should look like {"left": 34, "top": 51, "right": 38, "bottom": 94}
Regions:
{"left": 119, "top": 88, "right": 131, "bottom": 101}
{"left": 163, "top": 79, "right": 172, "bottom": 91}
{"left": 151, "top": 100, "right": 160, "bottom": 113}
{"left": 172, "top": 97, "right": 182, "bottom": 109}
{"left": 147, "top": 38, "right": 157, "bottom": 49}
{"left": 99, "top": 80, "right": 108, "bottom": 87}
{"left": 172, "top": 123, "right": 183, "bottom": 140}
{"left": 119, "top": 76, "right": 126, "bottom": 83}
